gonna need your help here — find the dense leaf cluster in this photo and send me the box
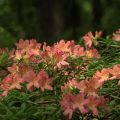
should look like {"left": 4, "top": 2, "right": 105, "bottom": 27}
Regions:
{"left": 0, "top": 30, "right": 120, "bottom": 120}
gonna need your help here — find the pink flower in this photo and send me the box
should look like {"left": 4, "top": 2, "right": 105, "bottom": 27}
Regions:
{"left": 109, "top": 65, "right": 120, "bottom": 79}
{"left": 72, "top": 45, "right": 85, "bottom": 58}
{"left": 26, "top": 70, "right": 53, "bottom": 91}
{"left": 86, "top": 96, "right": 100, "bottom": 115}
{"left": 61, "top": 78, "right": 77, "bottom": 91}
{"left": 83, "top": 32, "right": 93, "bottom": 48}
{"left": 54, "top": 40, "right": 71, "bottom": 53}
{"left": 72, "top": 93, "right": 88, "bottom": 114}
{"left": 85, "top": 49, "right": 100, "bottom": 58}
{"left": 36, "top": 70, "right": 53, "bottom": 91}
{"left": 76, "top": 79, "right": 99, "bottom": 96}
{"left": 9, "top": 74, "right": 22, "bottom": 90}
{"left": 93, "top": 68, "right": 110, "bottom": 83}
{"left": 1, "top": 74, "right": 23, "bottom": 96}
{"left": 86, "top": 95, "right": 108, "bottom": 116}
{"left": 95, "top": 31, "right": 103, "bottom": 38}
{"left": 83, "top": 31, "right": 102, "bottom": 48}
{"left": 13, "top": 39, "right": 41, "bottom": 62}
{"left": 25, "top": 70, "right": 37, "bottom": 90}
{"left": 16, "top": 39, "right": 41, "bottom": 52}
{"left": 112, "top": 29, "right": 120, "bottom": 41}
{"left": 60, "top": 93, "right": 75, "bottom": 119}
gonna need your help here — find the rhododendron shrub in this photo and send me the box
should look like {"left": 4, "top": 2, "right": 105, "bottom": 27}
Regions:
{"left": 0, "top": 30, "right": 120, "bottom": 119}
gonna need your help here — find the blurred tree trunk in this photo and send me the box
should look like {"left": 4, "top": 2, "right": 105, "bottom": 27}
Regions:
{"left": 35, "top": 0, "right": 80, "bottom": 43}
{"left": 64, "top": 0, "right": 81, "bottom": 40}
{"left": 92, "top": 0, "right": 102, "bottom": 30}
{"left": 35, "top": 0, "right": 64, "bottom": 44}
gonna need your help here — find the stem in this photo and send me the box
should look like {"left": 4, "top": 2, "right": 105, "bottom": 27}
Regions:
{"left": 27, "top": 100, "right": 57, "bottom": 105}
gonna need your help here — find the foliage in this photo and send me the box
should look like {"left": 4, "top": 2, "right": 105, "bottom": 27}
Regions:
{"left": 0, "top": 30, "right": 120, "bottom": 119}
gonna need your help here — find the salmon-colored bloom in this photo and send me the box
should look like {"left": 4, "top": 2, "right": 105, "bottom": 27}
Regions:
{"left": 16, "top": 39, "right": 41, "bottom": 52}
{"left": 72, "top": 93, "right": 88, "bottom": 114}
{"left": 83, "top": 31, "right": 102, "bottom": 48}
{"left": 72, "top": 45, "right": 85, "bottom": 58}
{"left": 53, "top": 49, "right": 69, "bottom": 68}
{"left": 76, "top": 79, "right": 99, "bottom": 96}
{"left": 61, "top": 78, "right": 77, "bottom": 92}
{"left": 83, "top": 32, "right": 93, "bottom": 48}
{"left": 109, "top": 65, "right": 120, "bottom": 79}
{"left": 86, "top": 95, "right": 108, "bottom": 116}
{"left": 25, "top": 70, "right": 37, "bottom": 90}
{"left": 36, "top": 70, "right": 53, "bottom": 91}
{"left": 93, "top": 68, "right": 110, "bottom": 83}
{"left": 26, "top": 70, "right": 53, "bottom": 91}
{"left": 95, "top": 31, "right": 103, "bottom": 38}
{"left": 9, "top": 74, "right": 22, "bottom": 90}
{"left": 13, "top": 39, "right": 41, "bottom": 62}
{"left": 86, "top": 96, "right": 100, "bottom": 115}
{"left": 86, "top": 49, "right": 100, "bottom": 58}
{"left": 112, "top": 29, "right": 120, "bottom": 41}
{"left": 54, "top": 40, "right": 72, "bottom": 53}
{"left": 60, "top": 93, "right": 75, "bottom": 119}
{"left": 1, "top": 74, "right": 22, "bottom": 96}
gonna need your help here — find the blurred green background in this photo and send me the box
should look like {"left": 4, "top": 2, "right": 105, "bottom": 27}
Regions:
{"left": 0, "top": 0, "right": 120, "bottom": 47}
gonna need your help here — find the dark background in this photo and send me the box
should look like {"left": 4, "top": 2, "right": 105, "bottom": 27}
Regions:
{"left": 0, "top": 0, "right": 120, "bottom": 47}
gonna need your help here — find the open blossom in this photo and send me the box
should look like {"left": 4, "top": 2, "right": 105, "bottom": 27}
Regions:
{"left": 83, "top": 31, "right": 102, "bottom": 48}
{"left": 112, "top": 29, "right": 120, "bottom": 41}
{"left": 36, "top": 70, "right": 53, "bottom": 91}
{"left": 12, "top": 39, "right": 41, "bottom": 62}
{"left": 16, "top": 39, "right": 30, "bottom": 50}
{"left": 60, "top": 93, "right": 75, "bottom": 119}
{"left": 18, "top": 39, "right": 41, "bottom": 56}
{"left": 87, "top": 96, "right": 99, "bottom": 115}
{"left": 13, "top": 50, "right": 24, "bottom": 60}
{"left": 93, "top": 68, "right": 110, "bottom": 83}
{"left": 54, "top": 40, "right": 72, "bottom": 53}
{"left": 1, "top": 74, "right": 22, "bottom": 96}
{"left": 85, "top": 49, "right": 100, "bottom": 58}
{"left": 42, "top": 46, "right": 69, "bottom": 69}
{"left": 72, "top": 93, "right": 88, "bottom": 114}
{"left": 16, "top": 39, "right": 41, "bottom": 53}
{"left": 0, "top": 74, "right": 13, "bottom": 96}
{"left": 86, "top": 95, "right": 107, "bottom": 116}
{"left": 61, "top": 78, "right": 77, "bottom": 92}
{"left": 60, "top": 93, "right": 88, "bottom": 119}
{"left": 60, "top": 92, "right": 107, "bottom": 119}
{"left": 76, "top": 79, "right": 100, "bottom": 96}
{"left": 56, "top": 61, "right": 69, "bottom": 69}
{"left": 83, "top": 32, "right": 93, "bottom": 48}
{"left": 8, "top": 63, "right": 19, "bottom": 74}
{"left": 0, "top": 64, "right": 32, "bottom": 96}
{"left": 53, "top": 50, "right": 69, "bottom": 68}
{"left": 26, "top": 70, "right": 53, "bottom": 91}
{"left": 95, "top": 31, "right": 103, "bottom": 38}
{"left": 72, "top": 45, "right": 85, "bottom": 58}
{"left": 109, "top": 64, "right": 120, "bottom": 79}
{"left": 8, "top": 74, "right": 22, "bottom": 90}
{"left": 60, "top": 93, "right": 85, "bottom": 119}
{"left": 24, "top": 70, "right": 37, "bottom": 89}
{"left": 8, "top": 63, "right": 32, "bottom": 78}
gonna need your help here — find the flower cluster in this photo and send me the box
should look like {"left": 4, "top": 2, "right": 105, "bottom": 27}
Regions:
{"left": 60, "top": 64, "right": 120, "bottom": 119}
{"left": 0, "top": 30, "right": 120, "bottom": 119}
